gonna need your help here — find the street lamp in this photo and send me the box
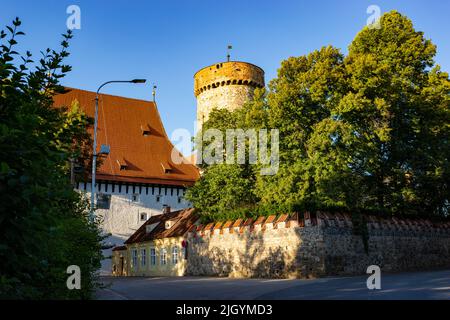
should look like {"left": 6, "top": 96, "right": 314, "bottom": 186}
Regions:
{"left": 90, "top": 79, "right": 147, "bottom": 222}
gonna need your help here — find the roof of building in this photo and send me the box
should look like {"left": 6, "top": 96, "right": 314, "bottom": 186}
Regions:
{"left": 52, "top": 88, "right": 200, "bottom": 186}
{"left": 125, "top": 208, "right": 198, "bottom": 244}
{"left": 112, "top": 246, "right": 127, "bottom": 251}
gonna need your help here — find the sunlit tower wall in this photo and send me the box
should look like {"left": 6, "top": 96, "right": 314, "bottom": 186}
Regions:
{"left": 194, "top": 61, "right": 265, "bottom": 131}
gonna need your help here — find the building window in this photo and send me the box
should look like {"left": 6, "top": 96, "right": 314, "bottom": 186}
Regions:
{"left": 156, "top": 195, "right": 162, "bottom": 203}
{"left": 131, "top": 249, "right": 138, "bottom": 268}
{"left": 132, "top": 193, "right": 139, "bottom": 202}
{"left": 178, "top": 196, "right": 182, "bottom": 204}
{"left": 150, "top": 248, "right": 156, "bottom": 265}
{"left": 140, "top": 212, "right": 148, "bottom": 221}
{"left": 160, "top": 248, "right": 167, "bottom": 265}
{"left": 140, "top": 249, "right": 146, "bottom": 267}
{"left": 172, "top": 246, "right": 179, "bottom": 265}
{"left": 96, "top": 193, "right": 111, "bottom": 209}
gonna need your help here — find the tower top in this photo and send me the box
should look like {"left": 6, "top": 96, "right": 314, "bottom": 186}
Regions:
{"left": 194, "top": 61, "right": 265, "bottom": 97}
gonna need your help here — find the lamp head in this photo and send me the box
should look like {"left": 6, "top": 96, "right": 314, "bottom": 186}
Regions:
{"left": 131, "top": 79, "right": 147, "bottom": 84}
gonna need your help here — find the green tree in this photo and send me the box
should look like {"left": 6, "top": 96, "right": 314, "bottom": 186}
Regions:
{"left": 325, "top": 11, "right": 450, "bottom": 214}
{"left": 0, "top": 18, "right": 103, "bottom": 299}
{"left": 187, "top": 11, "right": 449, "bottom": 221}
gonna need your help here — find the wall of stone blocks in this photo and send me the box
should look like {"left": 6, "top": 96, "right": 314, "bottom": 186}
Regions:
{"left": 185, "top": 213, "right": 450, "bottom": 279}
{"left": 196, "top": 85, "right": 256, "bottom": 126}
{"left": 320, "top": 213, "right": 450, "bottom": 275}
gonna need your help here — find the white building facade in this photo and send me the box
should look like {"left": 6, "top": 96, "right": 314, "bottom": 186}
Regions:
{"left": 53, "top": 88, "right": 199, "bottom": 274}
{"left": 79, "top": 181, "right": 190, "bottom": 241}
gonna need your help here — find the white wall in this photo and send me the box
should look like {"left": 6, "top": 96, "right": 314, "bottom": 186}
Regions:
{"left": 77, "top": 181, "right": 192, "bottom": 274}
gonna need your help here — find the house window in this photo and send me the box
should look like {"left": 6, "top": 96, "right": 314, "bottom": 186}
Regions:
{"left": 132, "top": 193, "right": 139, "bottom": 202}
{"left": 140, "top": 212, "right": 148, "bottom": 221}
{"left": 96, "top": 193, "right": 111, "bottom": 209}
{"left": 172, "top": 246, "right": 179, "bottom": 265}
{"left": 150, "top": 248, "right": 156, "bottom": 265}
{"left": 160, "top": 248, "right": 167, "bottom": 265}
{"left": 140, "top": 249, "right": 146, "bottom": 267}
{"left": 131, "top": 249, "right": 138, "bottom": 268}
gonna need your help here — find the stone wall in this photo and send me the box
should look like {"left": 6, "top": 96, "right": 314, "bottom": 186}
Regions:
{"left": 194, "top": 61, "right": 264, "bottom": 96}
{"left": 194, "top": 61, "right": 265, "bottom": 130}
{"left": 196, "top": 85, "right": 256, "bottom": 125}
{"left": 185, "top": 213, "right": 450, "bottom": 278}
{"left": 320, "top": 213, "right": 450, "bottom": 275}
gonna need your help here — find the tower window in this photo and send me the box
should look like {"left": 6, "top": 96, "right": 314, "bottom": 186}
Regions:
{"left": 96, "top": 193, "right": 111, "bottom": 209}
{"left": 140, "top": 212, "right": 148, "bottom": 221}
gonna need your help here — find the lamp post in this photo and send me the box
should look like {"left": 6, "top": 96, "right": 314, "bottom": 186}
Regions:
{"left": 90, "top": 79, "right": 147, "bottom": 222}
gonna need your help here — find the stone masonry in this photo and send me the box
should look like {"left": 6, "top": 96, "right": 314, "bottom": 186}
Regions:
{"left": 185, "top": 212, "right": 450, "bottom": 278}
{"left": 194, "top": 61, "right": 265, "bottom": 130}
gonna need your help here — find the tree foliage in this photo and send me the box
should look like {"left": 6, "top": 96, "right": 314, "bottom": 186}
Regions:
{"left": 0, "top": 18, "right": 103, "bottom": 299}
{"left": 187, "top": 11, "right": 450, "bottom": 221}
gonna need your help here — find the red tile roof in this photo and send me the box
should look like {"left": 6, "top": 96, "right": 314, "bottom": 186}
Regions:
{"left": 52, "top": 88, "right": 200, "bottom": 186}
{"left": 125, "top": 208, "right": 197, "bottom": 244}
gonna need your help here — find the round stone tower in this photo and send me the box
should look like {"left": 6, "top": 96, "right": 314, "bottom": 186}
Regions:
{"left": 194, "top": 61, "right": 265, "bottom": 130}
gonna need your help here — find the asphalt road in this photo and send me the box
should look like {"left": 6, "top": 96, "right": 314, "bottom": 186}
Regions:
{"left": 96, "top": 269, "right": 450, "bottom": 300}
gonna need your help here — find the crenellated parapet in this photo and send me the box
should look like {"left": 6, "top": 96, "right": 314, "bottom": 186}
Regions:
{"left": 187, "top": 211, "right": 450, "bottom": 238}
{"left": 194, "top": 61, "right": 264, "bottom": 97}
{"left": 194, "top": 61, "right": 265, "bottom": 130}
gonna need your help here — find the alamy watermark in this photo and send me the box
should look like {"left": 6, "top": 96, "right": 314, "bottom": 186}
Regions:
{"left": 66, "top": 5, "right": 81, "bottom": 30}
{"left": 66, "top": 265, "right": 81, "bottom": 290}
{"left": 366, "top": 5, "right": 381, "bottom": 29}
{"left": 171, "top": 126, "right": 280, "bottom": 175}
{"left": 366, "top": 265, "right": 381, "bottom": 290}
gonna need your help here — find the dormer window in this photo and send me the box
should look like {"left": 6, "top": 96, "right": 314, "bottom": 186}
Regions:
{"left": 161, "top": 161, "right": 172, "bottom": 174}
{"left": 165, "top": 220, "right": 174, "bottom": 230}
{"left": 141, "top": 125, "right": 151, "bottom": 136}
{"left": 117, "top": 158, "right": 128, "bottom": 171}
{"left": 140, "top": 212, "right": 148, "bottom": 221}
{"left": 146, "top": 222, "right": 159, "bottom": 234}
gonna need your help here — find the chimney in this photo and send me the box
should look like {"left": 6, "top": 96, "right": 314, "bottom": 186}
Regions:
{"left": 162, "top": 205, "right": 171, "bottom": 214}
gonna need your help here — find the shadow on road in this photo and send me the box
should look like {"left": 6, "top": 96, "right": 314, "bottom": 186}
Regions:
{"left": 96, "top": 269, "right": 450, "bottom": 300}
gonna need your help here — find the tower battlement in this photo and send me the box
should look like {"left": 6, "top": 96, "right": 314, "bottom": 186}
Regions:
{"left": 194, "top": 61, "right": 265, "bottom": 129}
{"left": 194, "top": 61, "right": 264, "bottom": 97}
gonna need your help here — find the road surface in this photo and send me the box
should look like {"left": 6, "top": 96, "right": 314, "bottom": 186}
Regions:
{"left": 96, "top": 269, "right": 450, "bottom": 300}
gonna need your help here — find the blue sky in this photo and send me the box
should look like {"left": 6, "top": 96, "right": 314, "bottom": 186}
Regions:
{"left": 2, "top": 0, "right": 449, "bottom": 139}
